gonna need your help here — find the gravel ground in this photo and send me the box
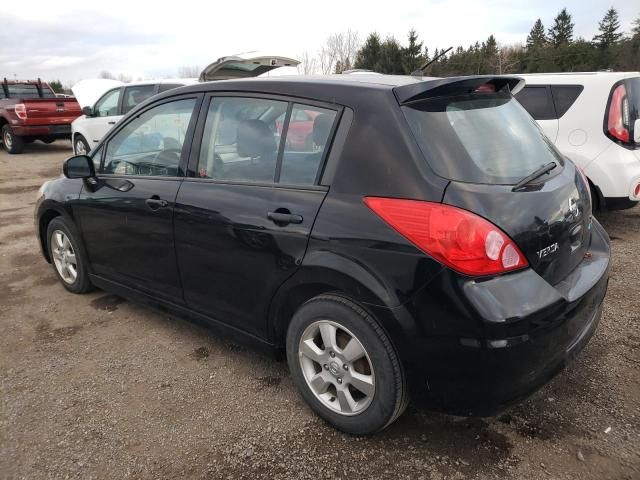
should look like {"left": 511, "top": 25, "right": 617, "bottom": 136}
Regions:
{"left": 0, "top": 142, "right": 638, "bottom": 480}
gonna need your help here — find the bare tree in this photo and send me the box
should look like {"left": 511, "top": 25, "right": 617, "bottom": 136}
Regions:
{"left": 297, "top": 52, "right": 317, "bottom": 75}
{"left": 98, "top": 70, "right": 116, "bottom": 80}
{"left": 317, "top": 47, "right": 336, "bottom": 74}
{"left": 494, "top": 44, "right": 524, "bottom": 74}
{"left": 325, "top": 29, "right": 360, "bottom": 73}
{"left": 116, "top": 73, "right": 132, "bottom": 83}
{"left": 178, "top": 65, "right": 202, "bottom": 78}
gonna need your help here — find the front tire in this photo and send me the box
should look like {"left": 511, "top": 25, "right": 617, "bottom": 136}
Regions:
{"left": 46, "top": 217, "right": 93, "bottom": 293}
{"left": 73, "top": 134, "right": 90, "bottom": 155}
{"left": 2, "top": 125, "right": 24, "bottom": 154}
{"left": 286, "top": 294, "right": 408, "bottom": 435}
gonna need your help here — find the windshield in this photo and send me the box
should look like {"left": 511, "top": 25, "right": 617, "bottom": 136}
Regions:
{"left": 402, "top": 94, "right": 564, "bottom": 184}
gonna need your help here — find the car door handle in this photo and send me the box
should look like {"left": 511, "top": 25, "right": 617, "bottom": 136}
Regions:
{"left": 267, "top": 211, "right": 303, "bottom": 225}
{"left": 145, "top": 197, "right": 169, "bottom": 210}
{"left": 108, "top": 121, "right": 116, "bottom": 125}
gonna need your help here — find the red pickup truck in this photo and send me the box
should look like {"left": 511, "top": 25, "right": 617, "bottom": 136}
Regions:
{"left": 0, "top": 79, "right": 81, "bottom": 154}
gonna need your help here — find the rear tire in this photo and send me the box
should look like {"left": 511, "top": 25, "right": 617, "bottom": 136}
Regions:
{"left": 73, "top": 134, "right": 90, "bottom": 155}
{"left": 2, "top": 125, "right": 24, "bottom": 154}
{"left": 286, "top": 294, "right": 408, "bottom": 435}
{"left": 46, "top": 217, "right": 93, "bottom": 293}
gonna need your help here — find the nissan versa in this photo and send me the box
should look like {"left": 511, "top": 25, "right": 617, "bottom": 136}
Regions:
{"left": 35, "top": 73, "right": 611, "bottom": 435}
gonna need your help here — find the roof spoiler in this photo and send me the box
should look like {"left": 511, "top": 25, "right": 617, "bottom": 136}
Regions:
{"left": 393, "top": 75, "right": 525, "bottom": 104}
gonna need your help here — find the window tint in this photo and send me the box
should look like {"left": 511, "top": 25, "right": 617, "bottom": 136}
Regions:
{"left": 514, "top": 86, "right": 556, "bottom": 120}
{"left": 402, "top": 95, "right": 564, "bottom": 184}
{"left": 103, "top": 98, "right": 196, "bottom": 177}
{"left": 122, "top": 85, "right": 156, "bottom": 114}
{"left": 551, "top": 85, "right": 583, "bottom": 118}
{"left": 158, "top": 83, "right": 185, "bottom": 93}
{"left": 95, "top": 88, "right": 121, "bottom": 117}
{"left": 279, "top": 104, "right": 336, "bottom": 185}
{"left": 198, "top": 97, "right": 288, "bottom": 183}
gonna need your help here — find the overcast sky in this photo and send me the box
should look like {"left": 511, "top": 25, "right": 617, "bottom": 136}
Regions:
{"left": 1, "top": 0, "right": 638, "bottom": 85}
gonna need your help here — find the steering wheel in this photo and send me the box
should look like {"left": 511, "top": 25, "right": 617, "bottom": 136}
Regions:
{"left": 152, "top": 148, "right": 182, "bottom": 165}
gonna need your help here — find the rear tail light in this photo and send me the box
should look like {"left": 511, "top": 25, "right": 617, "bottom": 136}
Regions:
{"left": 14, "top": 103, "right": 27, "bottom": 120}
{"left": 576, "top": 166, "right": 592, "bottom": 205}
{"left": 634, "top": 183, "right": 640, "bottom": 199}
{"left": 364, "top": 197, "right": 528, "bottom": 276}
{"left": 474, "top": 83, "right": 496, "bottom": 93}
{"left": 606, "top": 84, "right": 630, "bottom": 144}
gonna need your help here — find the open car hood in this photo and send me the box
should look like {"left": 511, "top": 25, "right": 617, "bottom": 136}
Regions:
{"left": 199, "top": 55, "right": 300, "bottom": 82}
{"left": 71, "top": 79, "right": 124, "bottom": 108}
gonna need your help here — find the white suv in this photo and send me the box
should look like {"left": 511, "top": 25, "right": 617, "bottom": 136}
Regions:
{"left": 515, "top": 72, "right": 640, "bottom": 210}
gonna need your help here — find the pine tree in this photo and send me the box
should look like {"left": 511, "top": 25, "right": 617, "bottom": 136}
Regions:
{"left": 354, "top": 33, "right": 382, "bottom": 70}
{"left": 402, "top": 29, "right": 424, "bottom": 74}
{"left": 593, "top": 7, "right": 622, "bottom": 47}
{"left": 549, "top": 8, "right": 574, "bottom": 47}
{"left": 527, "top": 19, "right": 547, "bottom": 49}
{"left": 633, "top": 16, "right": 640, "bottom": 37}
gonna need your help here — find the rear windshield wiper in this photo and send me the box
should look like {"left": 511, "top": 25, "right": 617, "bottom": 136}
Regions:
{"left": 511, "top": 162, "right": 557, "bottom": 192}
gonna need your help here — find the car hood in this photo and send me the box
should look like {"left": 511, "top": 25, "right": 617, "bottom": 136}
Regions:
{"left": 199, "top": 55, "right": 300, "bottom": 82}
{"left": 71, "top": 79, "right": 124, "bottom": 108}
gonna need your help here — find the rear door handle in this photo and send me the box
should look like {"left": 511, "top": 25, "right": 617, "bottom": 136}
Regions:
{"left": 267, "top": 211, "right": 303, "bottom": 225}
{"left": 108, "top": 121, "right": 116, "bottom": 125}
{"left": 145, "top": 197, "right": 169, "bottom": 210}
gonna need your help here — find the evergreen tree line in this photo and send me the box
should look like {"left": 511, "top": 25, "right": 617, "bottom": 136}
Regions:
{"left": 353, "top": 7, "right": 640, "bottom": 76}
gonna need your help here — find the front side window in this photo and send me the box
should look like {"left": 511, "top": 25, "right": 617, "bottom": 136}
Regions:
{"left": 122, "top": 85, "right": 157, "bottom": 114}
{"left": 198, "top": 97, "right": 288, "bottom": 183}
{"left": 279, "top": 104, "right": 337, "bottom": 185}
{"left": 95, "top": 88, "right": 121, "bottom": 117}
{"left": 103, "top": 98, "right": 196, "bottom": 177}
{"left": 403, "top": 94, "right": 564, "bottom": 184}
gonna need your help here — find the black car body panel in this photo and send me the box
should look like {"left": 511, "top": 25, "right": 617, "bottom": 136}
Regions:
{"left": 35, "top": 73, "right": 610, "bottom": 415}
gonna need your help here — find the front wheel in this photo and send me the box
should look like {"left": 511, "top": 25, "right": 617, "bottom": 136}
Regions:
{"left": 46, "top": 217, "right": 93, "bottom": 293}
{"left": 286, "top": 294, "right": 408, "bottom": 434}
{"left": 73, "top": 134, "right": 90, "bottom": 155}
{"left": 2, "top": 125, "right": 24, "bottom": 154}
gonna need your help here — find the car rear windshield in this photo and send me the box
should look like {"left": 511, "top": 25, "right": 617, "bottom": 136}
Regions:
{"left": 402, "top": 94, "right": 564, "bottom": 185}
{"left": 2, "top": 83, "right": 56, "bottom": 99}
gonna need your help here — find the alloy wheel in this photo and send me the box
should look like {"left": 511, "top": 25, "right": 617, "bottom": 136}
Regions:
{"left": 298, "top": 320, "right": 375, "bottom": 416}
{"left": 3, "top": 130, "right": 12, "bottom": 150}
{"left": 51, "top": 230, "right": 78, "bottom": 284}
{"left": 75, "top": 139, "right": 87, "bottom": 155}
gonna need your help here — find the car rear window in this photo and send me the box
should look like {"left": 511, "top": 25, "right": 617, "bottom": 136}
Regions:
{"left": 3, "top": 83, "right": 56, "bottom": 99}
{"left": 402, "top": 94, "right": 564, "bottom": 185}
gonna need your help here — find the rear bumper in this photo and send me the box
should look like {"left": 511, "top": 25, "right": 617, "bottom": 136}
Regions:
{"left": 11, "top": 124, "right": 71, "bottom": 139}
{"left": 370, "top": 219, "right": 611, "bottom": 415}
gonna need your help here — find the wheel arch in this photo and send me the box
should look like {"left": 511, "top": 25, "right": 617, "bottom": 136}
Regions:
{"left": 37, "top": 202, "right": 77, "bottom": 263}
{"left": 267, "top": 262, "right": 412, "bottom": 350}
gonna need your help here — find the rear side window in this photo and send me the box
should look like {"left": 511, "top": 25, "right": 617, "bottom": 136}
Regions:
{"left": 551, "top": 85, "right": 583, "bottom": 118}
{"left": 402, "top": 94, "right": 564, "bottom": 185}
{"left": 198, "top": 97, "right": 288, "bottom": 183}
{"left": 279, "top": 104, "right": 337, "bottom": 185}
{"left": 197, "top": 97, "right": 337, "bottom": 185}
{"left": 515, "top": 86, "right": 556, "bottom": 120}
{"left": 122, "top": 85, "right": 157, "bottom": 114}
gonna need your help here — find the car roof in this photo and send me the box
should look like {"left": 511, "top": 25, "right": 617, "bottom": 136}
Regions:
{"left": 124, "top": 78, "right": 198, "bottom": 87}
{"left": 518, "top": 71, "right": 639, "bottom": 86}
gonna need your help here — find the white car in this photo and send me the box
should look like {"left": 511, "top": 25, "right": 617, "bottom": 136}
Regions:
{"left": 515, "top": 72, "right": 640, "bottom": 210}
{"left": 71, "top": 55, "right": 299, "bottom": 155}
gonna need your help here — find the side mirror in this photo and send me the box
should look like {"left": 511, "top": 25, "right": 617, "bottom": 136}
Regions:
{"left": 634, "top": 119, "right": 640, "bottom": 144}
{"left": 82, "top": 106, "right": 94, "bottom": 117}
{"left": 63, "top": 155, "right": 95, "bottom": 179}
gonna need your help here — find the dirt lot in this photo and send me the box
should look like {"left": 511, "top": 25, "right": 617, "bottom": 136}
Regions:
{"left": 0, "top": 142, "right": 638, "bottom": 480}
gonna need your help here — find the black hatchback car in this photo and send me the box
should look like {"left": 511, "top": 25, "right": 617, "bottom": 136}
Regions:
{"left": 36, "top": 74, "right": 610, "bottom": 435}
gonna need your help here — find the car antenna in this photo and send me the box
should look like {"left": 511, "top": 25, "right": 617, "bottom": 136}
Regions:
{"left": 411, "top": 46, "right": 452, "bottom": 77}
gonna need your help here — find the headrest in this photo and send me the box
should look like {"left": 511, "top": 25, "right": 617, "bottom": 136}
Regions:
{"left": 237, "top": 119, "right": 277, "bottom": 158}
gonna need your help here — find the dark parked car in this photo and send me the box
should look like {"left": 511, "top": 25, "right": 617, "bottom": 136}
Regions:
{"left": 35, "top": 74, "right": 610, "bottom": 435}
